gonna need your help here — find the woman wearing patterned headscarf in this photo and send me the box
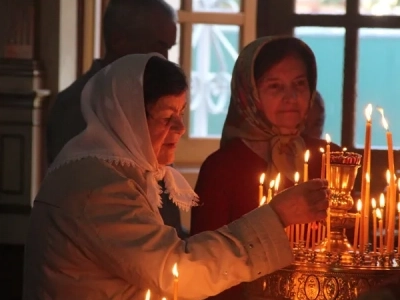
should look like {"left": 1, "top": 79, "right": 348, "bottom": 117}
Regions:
{"left": 191, "top": 36, "right": 340, "bottom": 300}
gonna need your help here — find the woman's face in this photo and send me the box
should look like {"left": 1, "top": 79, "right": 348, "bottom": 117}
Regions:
{"left": 257, "top": 54, "right": 311, "bottom": 134}
{"left": 146, "top": 92, "right": 186, "bottom": 166}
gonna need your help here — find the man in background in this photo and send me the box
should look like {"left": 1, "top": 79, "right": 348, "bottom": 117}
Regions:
{"left": 47, "top": 0, "right": 177, "bottom": 164}
{"left": 46, "top": 0, "right": 188, "bottom": 238}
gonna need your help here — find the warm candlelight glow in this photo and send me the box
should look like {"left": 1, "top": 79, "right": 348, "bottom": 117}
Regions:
{"left": 259, "top": 196, "right": 266, "bottom": 206}
{"left": 274, "top": 173, "right": 281, "bottom": 193}
{"left": 398, "top": 202, "right": 400, "bottom": 213}
{"left": 379, "top": 193, "right": 385, "bottom": 208}
{"left": 304, "top": 150, "right": 310, "bottom": 163}
{"left": 259, "top": 173, "right": 265, "bottom": 185}
{"left": 325, "top": 133, "right": 331, "bottom": 144}
{"left": 365, "top": 103, "right": 372, "bottom": 122}
{"left": 294, "top": 172, "right": 300, "bottom": 185}
{"left": 342, "top": 147, "right": 347, "bottom": 152}
{"left": 319, "top": 147, "right": 324, "bottom": 153}
{"left": 357, "top": 199, "right": 362, "bottom": 212}
{"left": 372, "top": 198, "right": 376, "bottom": 209}
{"left": 376, "top": 207, "right": 382, "bottom": 219}
{"left": 269, "top": 180, "right": 275, "bottom": 189}
{"left": 161, "top": 298, "right": 167, "bottom": 300}
{"left": 145, "top": 289, "right": 151, "bottom": 300}
{"left": 386, "top": 169, "right": 391, "bottom": 184}
{"left": 320, "top": 147, "right": 326, "bottom": 179}
{"left": 372, "top": 198, "right": 377, "bottom": 253}
{"left": 172, "top": 263, "right": 178, "bottom": 278}
{"left": 377, "top": 107, "right": 389, "bottom": 131}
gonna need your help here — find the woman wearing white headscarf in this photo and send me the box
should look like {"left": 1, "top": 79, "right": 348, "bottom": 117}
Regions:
{"left": 23, "top": 53, "right": 329, "bottom": 300}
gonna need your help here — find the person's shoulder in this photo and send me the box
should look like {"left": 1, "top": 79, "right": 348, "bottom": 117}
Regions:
{"left": 203, "top": 138, "right": 247, "bottom": 164}
{"left": 55, "top": 60, "right": 105, "bottom": 105}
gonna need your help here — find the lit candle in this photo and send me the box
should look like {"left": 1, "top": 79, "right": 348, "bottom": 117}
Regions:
{"left": 145, "top": 289, "right": 151, "bottom": 300}
{"left": 385, "top": 170, "right": 390, "bottom": 236}
{"left": 304, "top": 150, "right": 310, "bottom": 182}
{"left": 361, "top": 173, "right": 370, "bottom": 252}
{"left": 259, "top": 173, "right": 265, "bottom": 205}
{"left": 378, "top": 108, "right": 396, "bottom": 252}
{"left": 267, "top": 180, "right": 274, "bottom": 204}
{"left": 172, "top": 263, "right": 178, "bottom": 300}
{"left": 294, "top": 172, "right": 300, "bottom": 244}
{"left": 354, "top": 199, "right": 362, "bottom": 252}
{"left": 294, "top": 172, "right": 300, "bottom": 186}
{"left": 162, "top": 298, "right": 167, "bottom": 300}
{"left": 360, "top": 104, "right": 372, "bottom": 252}
{"left": 274, "top": 173, "right": 281, "bottom": 196}
{"left": 379, "top": 193, "right": 386, "bottom": 247}
{"left": 376, "top": 208, "right": 383, "bottom": 253}
{"left": 320, "top": 147, "right": 325, "bottom": 179}
{"left": 397, "top": 202, "right": 400, "bottom": 251}
{"left": 372, "top": 198, "right": 377, "bottom": 253}
{"left": 259, "top": 196, "right": 266, "bottom": 207}
{"left": 325, "top": 134, "right": 331, "bottom": 252}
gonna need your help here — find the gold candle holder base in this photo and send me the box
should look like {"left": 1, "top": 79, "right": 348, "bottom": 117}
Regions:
{"left": 244, "top": 261, "right": 400, "bottom": 300}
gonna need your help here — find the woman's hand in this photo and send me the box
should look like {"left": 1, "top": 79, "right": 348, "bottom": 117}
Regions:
{"left": 269, "top": 179, "right": 330, "bottom": 227}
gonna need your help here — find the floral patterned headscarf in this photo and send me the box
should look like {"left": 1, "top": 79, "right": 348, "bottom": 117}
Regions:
{"left": 220, "top": 36, "right": 317, "bottom": 182}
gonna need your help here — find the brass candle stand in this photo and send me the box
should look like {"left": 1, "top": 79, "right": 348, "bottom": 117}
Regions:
{"left": 245, "top": 152, "right": 400, "bottom": 300}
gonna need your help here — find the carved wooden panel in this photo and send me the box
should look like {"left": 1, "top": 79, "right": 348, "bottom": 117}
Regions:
{"left": 1, "top": 0, "right": 35, "bottom": 59}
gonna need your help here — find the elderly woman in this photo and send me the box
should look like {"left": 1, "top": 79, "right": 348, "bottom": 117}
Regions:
{"left": 23, "top": 53, "right": 329, "bottom": 300}
{"left": 190, "top": 37, "right": 340, "bottom": 300}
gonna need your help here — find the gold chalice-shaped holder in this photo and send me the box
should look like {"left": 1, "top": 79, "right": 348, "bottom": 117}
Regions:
{"left": 244, "top": 152, "right": 400, "bottom": 300}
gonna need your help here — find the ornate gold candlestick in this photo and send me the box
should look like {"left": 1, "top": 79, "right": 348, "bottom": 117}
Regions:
{"left": 245, "top": 152, "right": 400, "bottom": 300}
{"left": 317, "top": 162, "right": 360, "bottom": 253}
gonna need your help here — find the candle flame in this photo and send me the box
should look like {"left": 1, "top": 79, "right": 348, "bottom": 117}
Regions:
{"left": 377, "top": 107, "right": 389, "bottom": 131}
{"left": 259, "top": 173, "right": 265, "bottom": 185}
{"left": 161, "top": 298, "right": 167, "bottom": 300}
{"left": 371, "top": 198, "right": 376, "bottom": 209}
{"left": 259, "top": 196, "right": 266, "bottom": 206}
{"left": 319, "top": 147, "right": 325, "bottom": 153}
{"left": 269, "top": 180, "right": 275, "bottom": 189}
{"left": 325, "top": 133, "right": 331, "bottom": 144}
{"left": 365, "top": 103, "right": 372, "bottom": 122}
{"left": 145, "top": 289, "right": 151, "bottom": 300}
{"left": 294, "top": 172, "right": 300, "bottom": 183}
{"left": 274, "top": 173, "right": 281, "bottom": 191}
{"left": 172, "top": 263, "right": 178, "bottom": 278}
{"left": 342, "top": 147, "right": 347, "bottom": 152}
{"left": 398, "top": 202, "right": 400, "bottom": 213}
{"left": 304, "top": 150, "right": 310, "bottom": 163}
{"left": 386, "top": 169, "right": 391, "bottom": 184}
{"left": 356, "top": 199, "right": 362, "bottom": 212}
{"left": 376, "top": 208, "right": 382, "bottom": 219}
{"left": 379, "top": 193, "right": 385, "bottom": 208}
{"left": 366, "top": 172, "right": 370, "bottom": 182}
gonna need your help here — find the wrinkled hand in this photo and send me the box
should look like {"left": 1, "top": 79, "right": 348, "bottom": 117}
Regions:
{"left": 269, "top": 179, "right": 330, "bottom": 227}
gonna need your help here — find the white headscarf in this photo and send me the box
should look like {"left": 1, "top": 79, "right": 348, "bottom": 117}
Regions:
{"left": 48, "top": 53, "right": 198, "bottom": 211}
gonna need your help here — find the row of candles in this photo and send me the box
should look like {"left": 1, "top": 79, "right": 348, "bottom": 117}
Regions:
{"left": 358, "top": 105, "right": 398, "bottom": 253}
{"left": 258, "top": 134, "right": 333, "bottom": 252}
{"left": 354, "top": 189, "right": 400, "bottom": 253}
{"left": 145, "top": 263, "right": 179, "bottom": 300}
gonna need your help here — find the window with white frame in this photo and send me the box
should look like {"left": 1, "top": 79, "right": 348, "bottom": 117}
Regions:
{"left": 166, "top": 0, "right": 257, "bottom": 165}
